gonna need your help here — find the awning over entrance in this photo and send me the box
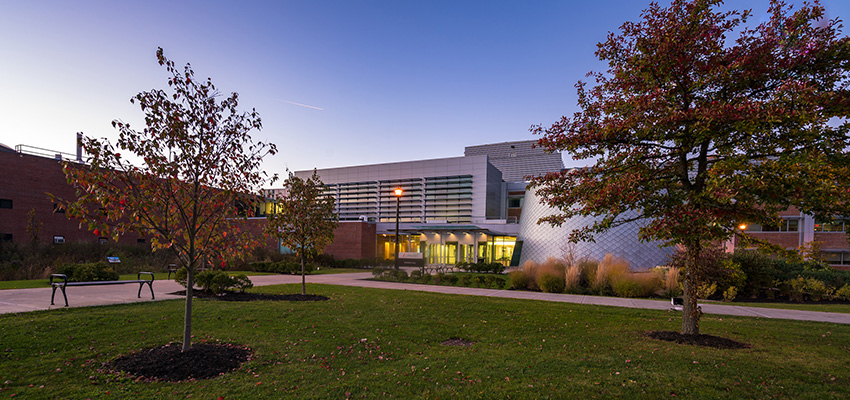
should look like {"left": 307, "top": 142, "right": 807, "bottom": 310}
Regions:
{"left": 388, "top": 224, "right": 504, "bottom": 237}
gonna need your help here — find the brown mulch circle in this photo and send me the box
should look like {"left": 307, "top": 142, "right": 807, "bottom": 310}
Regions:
{"left": 108, "top": 342, "right": 251, "bottom": 382}
{"left": 646, "top": 331, "right": 751, "bottom": 349}
{"left": 441, "top": 338, "right": 475, "bottom": 347}
{"left": 169, "top": 290, "right": 329, "bottom": 302}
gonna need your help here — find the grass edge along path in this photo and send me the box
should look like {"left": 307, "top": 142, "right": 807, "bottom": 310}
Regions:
{"left": 1, "top": 283, "right": 848, "bottom": 399}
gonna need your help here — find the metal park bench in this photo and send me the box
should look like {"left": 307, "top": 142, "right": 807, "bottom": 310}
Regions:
{"left": 671, "top": 297, "right": 684, "bottom": 311}
{"left": 49, "top": 272, "right": 155, "bottom": 307}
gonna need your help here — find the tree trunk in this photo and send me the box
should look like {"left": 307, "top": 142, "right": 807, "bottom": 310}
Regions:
{"left": 182, "top": 263, "right": 194, "bottom": 352}
{"left": 681, "top": 245, "right": 701, "bottom": 336}
{"left": 300, "top": 253, "right": 306, "bottom": 295}
{"left": 681, "top": 273, "right": 700, "bottom": 335}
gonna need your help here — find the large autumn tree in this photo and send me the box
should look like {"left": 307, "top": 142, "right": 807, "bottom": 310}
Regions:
{"left": 530, "top": 0, "right": 849, "bottom": 335}
{"left": 58, "top": 48, "right": 277, "bottom": 351}
{"left": 265, "top": 170, "right": 337, "bottom": 295}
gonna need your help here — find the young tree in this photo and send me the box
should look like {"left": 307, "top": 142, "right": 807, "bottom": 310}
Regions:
{"left": 265, "top": 170, "right": 337, "bottom": 295}
{"left": 56, "top": 48, "right": 276, "bottom": 351}
{"left": 530, "top": 0, "right": 849, "bottom": 335}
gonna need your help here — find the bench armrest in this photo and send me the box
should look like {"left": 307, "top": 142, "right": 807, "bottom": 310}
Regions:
{"left": 50, "top": 274, "right": 68, "bottom": 286}
{"left": 137, "top": 272, "right": 155, "bottom": 282}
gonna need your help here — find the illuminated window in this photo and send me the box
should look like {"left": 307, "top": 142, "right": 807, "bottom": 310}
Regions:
{"left": 0, "top": 199, "right": 11, "bottom": 209}
{"left": 814, "top": 219, "right": 847, "bottom": 232}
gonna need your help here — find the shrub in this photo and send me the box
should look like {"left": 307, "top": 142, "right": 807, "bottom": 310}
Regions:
{"left": 231, "top": 274, "right": 253, "bottom": 292}
{"left": 409, "top": 270, "right": 422, "bottom": 281}
{"left": 835, "top": 284, "right": 850, "bottom": 301}
{"left": 394, "top": 270, "right": 409, "bottom": 282}
{"left": 460, "top": 275, "right": 472, "bottom": 287}
{"left": 445, "top": 274, "right": 459, "bottom": 285}
{"left": 538, "top": 272, "right": 565, "bottom": 293}
{"left": 434, "top": 273, "right": 447, "bottom": 284}
{"left": 419, "top": 273, "right": 432, "bottom": 284}
{"left": 56, "top": 262, "right": 119, "bottom": 282}
{"left": 784, "top": 277, "right": 806, "bottom": 302}
{"left": 611, "top": 272, "right": 660, "bottom": 298}
{"left": 372, "top": 268, "right": 386, "bottom": 278}
{"left": 804, "top": 278, "right": 830, "bottom": 302}
{"left": 490, "top": 276, "right": 506, "bottom": 289}
{"left": 696, "top": 282, "right": 717, "bottom": 299}
{"left": 508, "top": 270, "right": 532, "bottom": 290}
{"left": 175, "top": 268, "right": 253, "bottom": 294}
{"left": 722, "top": 286, "right": 738, "bottom": 302}
{"left": 473, "top": 276, "right": 484, "bottom": 287}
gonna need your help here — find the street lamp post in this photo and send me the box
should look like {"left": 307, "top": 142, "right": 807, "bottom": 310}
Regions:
{"left": 394, "top": 187, "right": 403, "bottom": 270}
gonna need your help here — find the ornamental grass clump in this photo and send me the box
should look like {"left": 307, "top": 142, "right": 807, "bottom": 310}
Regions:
{"left": 564, "top": 263, "right": 583, "bottom": 293}
{"left": 611, "top": 271, "right": 661, "bottom": 298}
{"left": 661, "top": 267, "right": 682, "bottom": 297}
{"left": 592, "top": 254, "right": 629, "bottom": 294}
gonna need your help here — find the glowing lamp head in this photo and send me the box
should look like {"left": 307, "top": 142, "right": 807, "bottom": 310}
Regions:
{"left": 394, "top": 188, "right": 403, "bottom": 197}
{"left": 738, "top": 223, "right": 747, "bottom": 231}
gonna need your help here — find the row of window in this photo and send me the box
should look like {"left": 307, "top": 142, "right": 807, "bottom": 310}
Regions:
{"left": 744, "top": 218, "right": 848, "bottom": 233}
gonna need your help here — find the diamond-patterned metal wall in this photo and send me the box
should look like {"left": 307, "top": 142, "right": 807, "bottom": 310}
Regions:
{"left": 518, "top": 191, "right": 675, "bottom": 269}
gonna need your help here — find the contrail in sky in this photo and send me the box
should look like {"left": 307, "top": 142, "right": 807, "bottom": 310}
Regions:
{"left": 275, "top": 98, "right": 325, "bottom": 110}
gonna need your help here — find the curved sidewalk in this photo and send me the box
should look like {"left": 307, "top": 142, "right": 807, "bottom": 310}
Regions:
{"left": 1, "top": 272, "right": 848, "bottom": 325}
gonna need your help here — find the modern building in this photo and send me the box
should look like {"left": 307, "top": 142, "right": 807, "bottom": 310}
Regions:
{"left": 286, "top": 140, "right": 557, "bottom": 266}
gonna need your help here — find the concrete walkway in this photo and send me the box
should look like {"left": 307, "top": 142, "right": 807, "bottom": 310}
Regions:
{"left": 1, "top": 272, "right": 849, "bottom": 325}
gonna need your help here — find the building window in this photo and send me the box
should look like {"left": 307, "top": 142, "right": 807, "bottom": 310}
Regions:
{"left": 98, "top": 237, "right": 108, "bottom": 245}
{"left": 507, "top": 198, "right": 523, "bottom": 208}
{"left": 0, "top": 233, "right": 12, "bottom": 243}
{"left": 822, "top": 252, "right": 850, "bottom": 265}
{"left": 137, "top": 238, "right": 146, "bottom": 244}
{"left": 744, "top": 219, "right": 799, "bottom": 232}
{"left": 814, "top": 219, "right": 847, "bottom": 232}
{"left": 0, "top": 199, "right": 11, "bottom": 209}
{"left": 53, "top": 235, "right": 65, "bottom": 244}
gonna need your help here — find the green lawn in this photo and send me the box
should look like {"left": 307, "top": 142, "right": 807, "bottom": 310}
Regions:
{"left": 1, "top": 284, "right": 848, "bottom": 399}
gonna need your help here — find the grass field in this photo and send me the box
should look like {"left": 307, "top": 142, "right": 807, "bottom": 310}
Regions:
{"left": 1, "top": 283, "right": 848, "bottom": 399}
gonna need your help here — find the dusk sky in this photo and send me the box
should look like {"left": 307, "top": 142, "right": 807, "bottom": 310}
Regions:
{"left": 2, "top": 0, "right": 848, "bottom": 178}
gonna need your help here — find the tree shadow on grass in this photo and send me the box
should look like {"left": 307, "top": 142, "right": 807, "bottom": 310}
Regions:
{"left": 646, "top": 331, "right": 751, "bottom": 349}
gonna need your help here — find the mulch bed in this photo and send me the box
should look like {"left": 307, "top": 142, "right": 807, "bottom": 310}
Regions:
{"left": 168, "top": 290, "right": 329, "bottom": 302}
{"left": 646, "top": 331, "right": 751, "bottom": 349}
{"left": 108, "top": 343, "right": 251, "bottom": 382}
{"left": 107, "top": 290, "right": 327, "bottom": 381}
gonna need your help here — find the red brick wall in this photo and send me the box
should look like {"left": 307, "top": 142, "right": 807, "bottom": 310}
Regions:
{"left": 0, "top": 151, "right": 146, "bottom": 246}
{"left": 745, "top": 232, "right": 801, "bottom": 250}
{"left": 323, "top": 221, "right": 376, "bottom": 260}
{"left": 813, "top": 233, "right": 850, "bottom": 251}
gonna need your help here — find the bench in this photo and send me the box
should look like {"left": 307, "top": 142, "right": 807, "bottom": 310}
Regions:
{"left": 50, "top": 272, "right": 155, "bottom": 307}
{"left": 671, "top": 297, "right": 684, "bottom": 311}
{"left": 166, "top": 264, "right": 178, "bottom": 279}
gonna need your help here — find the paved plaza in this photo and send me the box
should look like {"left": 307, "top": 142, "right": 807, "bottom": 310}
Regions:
{"left": 1, "top": 271, "right": 848, "bottom": 325}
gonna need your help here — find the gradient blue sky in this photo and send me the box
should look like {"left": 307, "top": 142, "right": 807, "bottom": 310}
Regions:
{"left": 2, "top": 0, "right": 848, "bottom": 176}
